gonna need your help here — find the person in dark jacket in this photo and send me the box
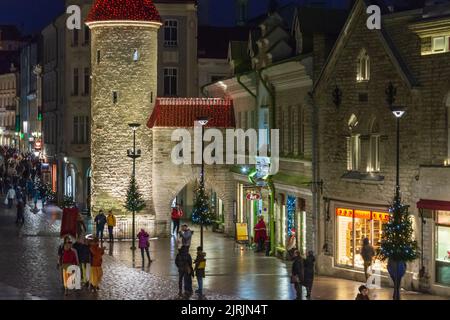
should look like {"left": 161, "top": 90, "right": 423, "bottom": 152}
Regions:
{"left": 361, "top": 238, "right": 375, "bottom": 280}
{"left": 94, "top": 210, "right": 107, "bottom": 241}
{"left": 303, "top": 251, "right": 315, "bottom": 299}
{"left": 194, "top": 246, "right": 206, "bottom": 299}
{"left": 355, "top": 285, "right": 370, "bottom": 300}
{"left": 16, "top": 198, "right": 25, "bottom": 225}
{"left": 175, "top": 246, "right": 193, "bottom": 298}
{"left": 72, "top": 237, "right": 91, "bottom": 287}
{"left": 291, "top": 250, "right": 305, "bottom": 300}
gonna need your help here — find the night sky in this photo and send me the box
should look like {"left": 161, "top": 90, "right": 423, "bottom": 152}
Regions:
{"left": 0, "top": 0, "right": 350, "bottom": 36}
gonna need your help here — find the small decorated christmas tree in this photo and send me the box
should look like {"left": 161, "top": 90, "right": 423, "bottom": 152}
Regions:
{"left": 192, "top": 182, "right": 213, "bottom": 225}
{"left": 125, "top": 176, "right": 146, "bottom": 213}
{"left": 378, "top": 200, "right": 418, "bottom": 262}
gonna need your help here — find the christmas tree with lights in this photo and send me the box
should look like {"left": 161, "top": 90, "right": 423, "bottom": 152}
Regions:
{"left": 125, "top": 176, "right": 146, "bottom": 213}
{"left": 191, "top": 182, "right": 213, "bottom": 225}
{"left": 378, "top": 197, "right": 418, "bottom": 300}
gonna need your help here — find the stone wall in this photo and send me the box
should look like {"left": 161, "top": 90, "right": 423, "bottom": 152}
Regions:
{"left": 90, "top": 25, "right": 159, "bottom": 230}
{"left": 152, "top": 128, "right": 236, "bottom": 237}
{"left": 314, "top": 2, "right": 450, "bottom": 295}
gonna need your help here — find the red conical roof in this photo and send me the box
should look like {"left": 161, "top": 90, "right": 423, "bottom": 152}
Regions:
{"left": 86, "top": 0, "right": 161, "bottom": 23}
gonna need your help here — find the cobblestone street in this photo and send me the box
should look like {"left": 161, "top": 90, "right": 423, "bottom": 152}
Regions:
{"left": 0, "top": 202, "right": 448, "bottom": 300}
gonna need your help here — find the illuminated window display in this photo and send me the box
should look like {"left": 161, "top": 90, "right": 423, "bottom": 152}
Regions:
{"left": 435, "top": 211, "right": 450, "bottom": 286}
{"left": 336, "top": 207, "right": 389, "bottom": 269}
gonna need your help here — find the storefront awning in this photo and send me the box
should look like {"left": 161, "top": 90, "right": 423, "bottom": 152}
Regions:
{"left": 417, "top": 199, "right": 450, "bottom": 211}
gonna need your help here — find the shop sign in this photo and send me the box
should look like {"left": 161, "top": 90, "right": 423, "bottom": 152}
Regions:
{"left": 35, "top": 139, "right": 42, "bottom": 150}
{"left": 354, "top": 210, "right": 371, "bottom": 219}
{"left": 372, "top": 211, "right": 390, "bottom": 222}
{"left": 336, "top": 208, "right": 353, "bottom": 218}
{"left": 236, "top": 223, "right": 249, "bottom": 242}
{"left": 246, "top": 193, "right": 261, "bottom": 201}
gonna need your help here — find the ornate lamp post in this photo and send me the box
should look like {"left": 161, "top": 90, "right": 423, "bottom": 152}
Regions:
{"left": 127, "top": 123, "right": 141, "bottom": 251}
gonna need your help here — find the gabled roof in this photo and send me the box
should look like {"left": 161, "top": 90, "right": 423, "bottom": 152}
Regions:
{"left": 313, "top": 0, "right": 419, "bottom": 92}
{"left": 86, "top": 0, "right": 161, "bottom": 23}
{"left": 148, "top": 98, "right": 235, "bottom": 128}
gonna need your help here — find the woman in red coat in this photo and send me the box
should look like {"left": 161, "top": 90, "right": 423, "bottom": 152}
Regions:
{"left": 254, "top": 216, "right": 268, "bottom": 252}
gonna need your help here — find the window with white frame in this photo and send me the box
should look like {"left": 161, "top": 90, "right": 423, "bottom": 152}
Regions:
{"left": 357, "top": 49, "right": 370, "bottom": 82}
{"left": 368, "top": 119, "right": 380, "bottom": 173}
{"left": 164, "top": 20, "right": 178, "bottom": 47}
{"left": 432, "top": 36, "right": 450, "bottom": 53}
{"left": 347, "top": 114, "right": 360, "bottom": 171}
{"left": 163, "top": 68, "right": 178, "bottom": 96}
{"left": 73, "top": 116, "right": 89, "bottom": 144}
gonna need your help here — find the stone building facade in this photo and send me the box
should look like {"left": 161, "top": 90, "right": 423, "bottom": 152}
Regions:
{"left": 313, "top": 0, "right": 450, "bottom": 297}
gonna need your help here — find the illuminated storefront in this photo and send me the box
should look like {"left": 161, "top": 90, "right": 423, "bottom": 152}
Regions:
{"left": 335, "top": 206, "right": 389, "bottom": 269}
{"left": 435, "top": 210, "right": 450, "bottom": 286}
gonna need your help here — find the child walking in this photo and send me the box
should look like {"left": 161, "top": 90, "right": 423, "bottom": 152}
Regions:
{"left": 194, "top": 246, "right": 206, "bottom": 299}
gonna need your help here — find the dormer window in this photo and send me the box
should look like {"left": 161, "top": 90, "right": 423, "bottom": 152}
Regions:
{"left": 356, "top": 49, "right": 370, "bottom": 82}
{"left": 432, "top": 36, "right": 450, "bottom": 53}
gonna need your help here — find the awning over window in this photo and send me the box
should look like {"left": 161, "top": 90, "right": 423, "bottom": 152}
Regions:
{"left": 417, "top": 199, "right": 450, "bottom": 211}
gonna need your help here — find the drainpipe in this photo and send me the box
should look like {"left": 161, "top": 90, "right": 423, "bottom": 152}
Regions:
{"left": 310, "top": 91, "right": 321, "bottom": 259}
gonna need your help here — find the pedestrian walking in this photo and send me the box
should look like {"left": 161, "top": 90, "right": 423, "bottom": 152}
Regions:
{"left": 106, "top": 210, "right": 116, "bottom": 242}
{"left": 179, "top": 224, "right": 193, "bottom": 251}
{"left": 73, "top": 237, "right": 91, "bottom": 288}
{"left": 171, "top": 204, "right": 183, "bottom": 235}
{"left": 89, "top": 238, "right": 105, "bottom": 293}
{"left": 94, "top": 210, "right": 107, "bottom": 241}
{"left": 6, "top": 185, "right": 15, "bottom": 209}
{"left": 254, "top": 216, "right": 267, "bottom": 252}
{"left": 175, "top": 246, "right": 193, "bottom": 298}
{"left": 291, "top": 250, "right": 305, "bottom": 300}
{"left": 193, "top": 246, "right": 206, "bottom": 299}
{"left": 303, "top": 251, "right": 315, "bottom": 299}
{"left": 76, "top": 212, "right": 87, "bottom": 238}
{"left": 60, "top": 240, "right": 79, "bottom": 296}
{"left": 16, "top": 198, "right": 25, "bottom": 225}
{"left": 361, "top": 238, "right": 375, "bottom": 280}
{"left": 355, "top": 285, "right": 370, "bottom": 300}
{"left": 137, "top": 228, "right": 152, "bottom": 265}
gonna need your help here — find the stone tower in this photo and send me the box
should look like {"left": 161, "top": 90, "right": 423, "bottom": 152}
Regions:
{"left": 86, "top": 0, "right": 162, "bottom": 231}
{"left": 236, "top": 0, "right": 249, "bottom": 26}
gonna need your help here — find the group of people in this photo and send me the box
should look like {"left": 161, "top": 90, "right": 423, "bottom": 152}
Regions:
{"left": 58, "top": 235, "right": 105, "bottom": 295}
{"left": 93, "top": 210, "right": 117, "bottom": 242}
{"left": 0, "top": 147, "right": 47, "bottom": 225}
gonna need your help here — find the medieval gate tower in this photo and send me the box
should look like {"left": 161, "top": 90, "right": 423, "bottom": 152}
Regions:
{"left": 86, "top": 0, "right": 162, "bottom": 233}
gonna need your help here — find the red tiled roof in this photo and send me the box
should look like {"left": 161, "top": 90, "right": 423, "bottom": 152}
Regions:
{"left": 148, "top": 98, "right": 235, "bottom": 128}
{"left": 86, "top": 0, "right": 161, "bottom": 23}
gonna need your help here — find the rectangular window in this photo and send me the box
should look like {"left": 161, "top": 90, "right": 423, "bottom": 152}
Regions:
{"left": 289, "top": 106, "right": 295, "bottom": 155}
{"left": 97, "top": 50, "right": 101, "bottom": 64}
{"left": 164, "top": 20, "right": 178, "bottom": 47}
{"left": 84, "top": 68, "right": 90, "bottom": 95}
{"left": 432, "top": 36, "right": 449, "bottom": 53}
{"left": 163, "top": 68, "right": 178, "bottom": 96}
{"left": 336, "top": 208, "right": 389, "bottom": 269}
{"left": 72, "top": 29, "right": 79, "bottom": 47}
{"left": 347, "top": 135, "right": 361, "bottom": 171}
{"left": 112, "top": 91, "right": 118, "bottom": 104}
{"left": 73, "top": 116, "right": 89, "bottom": 144}
{"left": 72, "top": 68, "right": 79, "bottom": 96}
{"left": 435, "top": 211, "right": 450, "bottom": 286}
{"left": 368, "top": 135, "right": 380, "bottom": 173}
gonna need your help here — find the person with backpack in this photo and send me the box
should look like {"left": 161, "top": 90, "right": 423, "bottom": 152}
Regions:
{"left": 94, "top": 210, "right": 107, "bottom": 242}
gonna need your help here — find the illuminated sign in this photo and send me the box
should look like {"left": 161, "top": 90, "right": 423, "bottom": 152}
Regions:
{"left": 35, "top": 139, "right": 42, "bottom": 150}
{"left": 246, "top": 193, "right": 261, "bottom": 201}
{"left": 337, "top": 208, "right": 389, "bottom": 221}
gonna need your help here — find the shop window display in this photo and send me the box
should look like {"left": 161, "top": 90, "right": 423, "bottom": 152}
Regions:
{"left": 435, "top": 211, "right": 450, "bottom": 286}
{"left": 336, "top": 208, "right": 389, "bottom": 269}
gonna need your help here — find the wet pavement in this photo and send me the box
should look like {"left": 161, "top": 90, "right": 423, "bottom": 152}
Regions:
{"left": 0, "top": 202, "right": 448, "bottom": 300}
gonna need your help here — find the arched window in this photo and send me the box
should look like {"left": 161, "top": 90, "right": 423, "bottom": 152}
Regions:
{"left": 357, "top": 49, "right": 370, "bottom": 82}
{"left": 347, "top": 114, "right": 360, "bottom": 171}
{"left": 368, "top": 118, "right": 380, "bottom": 173}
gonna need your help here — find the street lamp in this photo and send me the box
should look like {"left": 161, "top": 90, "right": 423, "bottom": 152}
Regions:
{"left": 390, "top": 105, "right": 406, "bottom": 203}
{"left": 197, "top": 116, "right": 209, "bottom": 249}
{"left": 127, "top": 123, "right": 141, "bottom": 251}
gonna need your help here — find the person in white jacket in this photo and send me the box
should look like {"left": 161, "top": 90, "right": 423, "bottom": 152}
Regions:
{"left": 6, "top": 186, "right": 16, "bottom": 209}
